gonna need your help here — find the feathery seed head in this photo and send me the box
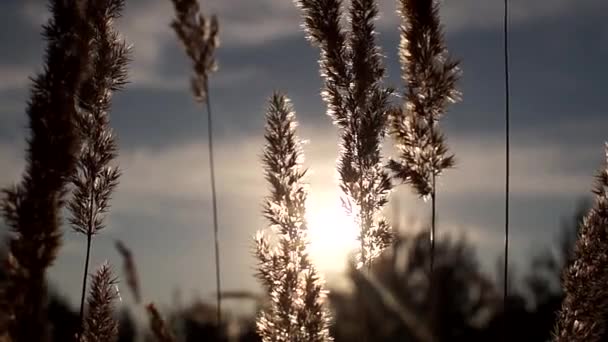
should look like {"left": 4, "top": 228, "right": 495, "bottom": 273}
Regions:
{"left": 389, "top": 0, "right": 460, "bottom": 198}
{"left": 554, "top": 145, "right": 608, "bottom": 341}
{"left": 255, "top": 93, "right": 333, "bottom": 341}
{"left": 146, "top": 303, "right": 177, "bottom": 342}
{"left": 0, "top": 0, "right": 98, "bottom": 339}
{"left": 295, "top": 0, "right": 394, "bottom": 268}
{"left": 115, "top": 240, "right": 141, "bottom": 303}
{"left": 169, "top": 0, "right": 219, "bottom": 103}
{"left": 69, "top": 0, "right": 129, "bottom": 238}
{"left": 82, "top": 263, "right": 119, "bottom": 342}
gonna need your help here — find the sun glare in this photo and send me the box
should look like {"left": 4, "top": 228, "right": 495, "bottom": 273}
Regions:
{"left": 305, "top": 196, "right": 359, "bottom": 275}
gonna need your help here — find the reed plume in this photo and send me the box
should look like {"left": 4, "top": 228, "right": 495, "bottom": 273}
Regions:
{"left": 254, "top": 93, "right": 332, "bottom": 342}
{"left": 147, "top": 303, "right": 177, "bottom": 342}
{"left": 553, "top": 145, "right": 608, "bottom": 342}
{"left": 82, "top": 263, "right": 119, "bottom": 342}
{"left": 389, "top": 0, "right": 460, "bottom": 272}
{"left": 67, "top": 0, "right": 129, "bottom": 327}
{"left": 0, "top": 0, "right": 94, "bottom": 340}
{"left": 169, "top": 0, "right": 218, "bottom": 103}
{"left": 115, "top": 240, "right": 141, "bottom": 303}
{"left": 295, "top": 0, "right": 393, "bottom": 268}
{"left": 167, "top": 0, "right": 222, "bottom": 323}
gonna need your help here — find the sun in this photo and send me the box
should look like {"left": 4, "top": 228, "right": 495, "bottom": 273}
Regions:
{"left": 305, "top": 194, "right": 359, "bottom": 275}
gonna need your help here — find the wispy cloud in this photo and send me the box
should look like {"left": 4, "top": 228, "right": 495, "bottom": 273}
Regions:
{"left": 13, "top": 0, "right": 605, "bottom": 92}
{"left": 440, "top": 138, "right": 596, "bottom": 198}
{"left": 2, "top": 126, "right": 593, "bottom": 227}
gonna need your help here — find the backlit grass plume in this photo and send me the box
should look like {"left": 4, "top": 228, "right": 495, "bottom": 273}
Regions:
{"left": 389, "top": 0, "right": 460, "bottom": 270}
{"left": 254, "top": 93, "right": 332, "bottom": 342}
{"left": 0, "top": 0, "right": 94, "bottom": 340}
{"left": 82, "top": 263, "right": 119, "bottom": 342}
{"left": 169, "top": 0, "right": 218, "bottom": 103}
{"left": 295, "top": 0, "right": 393, "bottom": 268}
{"left": 115, "top": 240, "right": 141, "bottom": 304}
{"left": 553, "top": 145, "right": 608, "bottom": 342}
{"left": 146, "top": 303, "right": 177, "bottom": 342}
{"left": 168, "top": 0, "right": 223, "bottom": 323}
{"left": 68, "top": 0, "right": 129, "bottom": 327}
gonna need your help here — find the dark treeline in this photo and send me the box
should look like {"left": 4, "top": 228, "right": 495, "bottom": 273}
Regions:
{"left": 0, "top": 200, "right": 591, "bottom": 342}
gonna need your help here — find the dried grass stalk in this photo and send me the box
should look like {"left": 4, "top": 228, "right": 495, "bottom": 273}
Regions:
{"left": 254, "top": 93, "right": 333, "bottom": 342}
{"left": 146, "top": 303, "right": 177, "bottom": 342}
{"left": 0, "top": 0, "right": 95, "bottom": 340}
{"left": 68, "top": 0, "right": 129, "bottom": 325}
{"left": 82, "top": 263, "right": 119, "bottom": 342}
{"left": 169, "top": 0, "right": 218, "bottom": 103}
{"left": 389, "top": 0, "right": 460, "bottom": 274}
{"left": 115, "top": 240, "right": 141, "bottom": 303}
{"left": 295, "top": 0, "right": 393, "bottom": 268}
{"left": 553, "top": 145, "right": 608, "bottom": 341}
{"left": 388, "top": 0, "right": 460, "bottom": 197}
{"left": 168, "top": 0, "right": 223, "bottom": 323}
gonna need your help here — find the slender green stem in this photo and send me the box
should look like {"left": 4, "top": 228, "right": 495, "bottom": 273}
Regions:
{"left": 429, "top": 114, "right": 436, "bottom": 276}
{"left": 204, "top": 83, "right": 222, "bottom": 325}
{"left": 358, "top": 133, "right": 366, "bottom": 269}
{"left": 79, "top": 183, "right": 96, "bottom": 332}
{"left": 503, "top": 0, "right": 511, "bottom": 339}
{"left": 431, "top": 173, "right": 436, "bottom": 274}
{"left": 79, "top": 233, "right": 92, "bottom": 327}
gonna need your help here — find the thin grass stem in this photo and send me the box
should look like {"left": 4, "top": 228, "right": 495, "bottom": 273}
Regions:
{"left": 205, "top": 83, "right": 222, "bottom": 325}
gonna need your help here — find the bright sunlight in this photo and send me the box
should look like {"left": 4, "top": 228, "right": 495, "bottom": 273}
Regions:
{"left": 305, "top": 193, "right": 360, "bottom": 275}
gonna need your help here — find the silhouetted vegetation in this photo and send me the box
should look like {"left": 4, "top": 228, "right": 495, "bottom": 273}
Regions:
{"left": 0, "top": 0, "right": 606, "bottom": 340}
{"left": 1, "top": 199, "right": 591, "bottom": 341}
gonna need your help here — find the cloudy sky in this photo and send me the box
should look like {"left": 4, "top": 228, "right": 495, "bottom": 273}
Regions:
{"left": 1, "top": 0, "right": 607, "bottom": 311}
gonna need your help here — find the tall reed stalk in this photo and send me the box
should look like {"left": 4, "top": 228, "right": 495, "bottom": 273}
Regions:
{"left": 0, "top": 1, "right": 94, "bottom": 340}
{"left": 389, "top": 0, "right": 460, "bottom": 274}
{"left": 254, "top": 93, "right": 332, "bottom": 342}
{"left": 503, "top": 0, "right": 511, "bottom": 337}
{"left": 167, "top": 0, "right": 222, "bottom": 323}
{"left": 67, "top": 0, "right": 129, "bottom": 328}
{"left": 295, "top": 0, "right": 394, "bottom": 268}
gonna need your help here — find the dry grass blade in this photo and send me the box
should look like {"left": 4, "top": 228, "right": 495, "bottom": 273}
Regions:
{"left": 357, "top": 269, "right": 436, "bottom": 342}
{"left": 115, "top": 240, "right": 141, "bottom": 303}
{"left": 146, "top": 303, "right": 177, "bottom": 342}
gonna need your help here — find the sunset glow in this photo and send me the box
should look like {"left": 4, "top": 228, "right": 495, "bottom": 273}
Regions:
{"left": 306, "top": 195, "right": 359, "bottom": 275}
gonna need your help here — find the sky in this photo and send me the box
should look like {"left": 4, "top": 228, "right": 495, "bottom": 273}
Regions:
{"left": 1, "top": 0, "right": 608, "bottom": 313}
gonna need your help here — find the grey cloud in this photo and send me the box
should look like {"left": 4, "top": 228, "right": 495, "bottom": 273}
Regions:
{"left": 2, "top": 0, "right": 607, "bottom": 150}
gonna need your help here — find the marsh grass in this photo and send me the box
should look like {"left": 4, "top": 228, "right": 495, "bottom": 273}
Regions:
{"left": 295, "top": 0, "right": 393, "bottom": 268}
{"left": 68, "top": 0, "right": 129, "bottom": 326}
{"left": 167, "top": 0, "right": 222, "bottom": 324}
{"left": 82, "top": 263, "right": 119, "bottom": 342}
{"left": 0, "top": 0, "right": 604, "bottom": 341}
{"left": 0, "top": 0, "right": 95, "bottom": 339}
{"left": 254, "top": 93, "right": 332, "bottom": 342}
